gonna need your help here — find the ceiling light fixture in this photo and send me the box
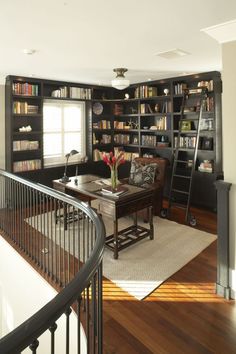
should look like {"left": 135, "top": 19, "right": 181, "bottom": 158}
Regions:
{"left": 111, "top": 68, "right": 130, "bottom": 90}
{"left": 22, "top": 49, "right": 36, "bottom": 55}
{"left": 156, "top": 48, "right": 190, "bottom": 59}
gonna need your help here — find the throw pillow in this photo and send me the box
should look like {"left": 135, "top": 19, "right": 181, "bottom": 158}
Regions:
{"left": 129, "top": 160, "right": 158, "bottom": 188}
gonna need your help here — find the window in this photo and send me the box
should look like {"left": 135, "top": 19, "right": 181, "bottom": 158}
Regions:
{"left": 43, "top": 100, "right": 86, "bottom": 166}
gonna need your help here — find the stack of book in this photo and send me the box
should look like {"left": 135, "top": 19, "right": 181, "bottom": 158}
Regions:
{"left": 100, "top": 185, "right": 128, "bottom": 197}
{"left": 113, "top": 104, "right": 124, "bottom": 115}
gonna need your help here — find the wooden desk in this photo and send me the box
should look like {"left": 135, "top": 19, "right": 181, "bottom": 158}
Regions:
{"left": 53, "top": 175, "right": 154, "bottom": 259}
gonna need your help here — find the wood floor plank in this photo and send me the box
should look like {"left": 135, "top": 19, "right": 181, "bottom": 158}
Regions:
{"left": 2, "top": 203, "right": 235, "bottom": 353}
{"left": 103, "top": 205, "right": 236, "bottom": 354}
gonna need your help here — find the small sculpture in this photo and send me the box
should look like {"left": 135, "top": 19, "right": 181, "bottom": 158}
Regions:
{"left": 164, "top": 88, "right": 169, "bottom": 96}
{"left": 124, "top": 93, "right": 130, "bottom": 100}
{"left": 19, "top": 125, "right": 32, "bottom": 132}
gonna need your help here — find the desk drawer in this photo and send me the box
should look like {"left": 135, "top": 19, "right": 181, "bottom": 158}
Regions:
{"left": 97, "top": 201, "right": 115, "bottom": 219}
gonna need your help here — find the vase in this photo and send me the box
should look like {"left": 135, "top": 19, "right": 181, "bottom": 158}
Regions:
{"left": 110, "top": 168, "right": 118, "bottom": 190}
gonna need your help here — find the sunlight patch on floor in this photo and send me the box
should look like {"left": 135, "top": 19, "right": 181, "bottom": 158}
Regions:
{"left": 103, "top": 279, "right": 227, "bottom": 303}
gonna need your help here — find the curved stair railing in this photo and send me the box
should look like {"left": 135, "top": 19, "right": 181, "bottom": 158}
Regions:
{"left": 0, "top": 169, "right": 105, "bottom": 354}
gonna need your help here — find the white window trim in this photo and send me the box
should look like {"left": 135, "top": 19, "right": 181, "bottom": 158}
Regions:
{"left": 43, "top": 99, "right": 86, "bottom": 167}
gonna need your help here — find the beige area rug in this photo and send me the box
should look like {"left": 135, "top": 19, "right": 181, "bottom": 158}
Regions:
{"left": 26, "top": 208, "right": 217, "bottom": 300}
{"left": 100, "top": 215, "right": 216, "bottom": 300}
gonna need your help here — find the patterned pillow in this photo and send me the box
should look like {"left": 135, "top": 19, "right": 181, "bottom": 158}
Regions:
{"left": 129, "top": 160, "right": 158, "bottom": 188}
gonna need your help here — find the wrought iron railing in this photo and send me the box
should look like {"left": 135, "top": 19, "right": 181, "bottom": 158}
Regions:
{"left": 0, "top": 169, "right": 105, "bottom": 354}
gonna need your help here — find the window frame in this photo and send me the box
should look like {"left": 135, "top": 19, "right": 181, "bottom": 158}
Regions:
{"left": 43, "top": 99, "right": 86, "bottom": 167}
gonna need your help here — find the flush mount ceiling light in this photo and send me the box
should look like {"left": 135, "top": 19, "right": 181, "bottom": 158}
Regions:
{"left": 111, "top": 68, "right": 130, "bottom": 90}
{"left": 22, "top": 49, "right": 36, "bottom": 55}
{"left": 156, "top": 48, "right": 190, "bottom": 59}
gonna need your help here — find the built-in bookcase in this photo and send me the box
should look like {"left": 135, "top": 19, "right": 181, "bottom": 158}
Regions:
{"left": 5, "top": 72, "right": 222, "bottom": 209}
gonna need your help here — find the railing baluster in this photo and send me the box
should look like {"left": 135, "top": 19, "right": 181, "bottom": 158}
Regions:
{"left": 77, "top": 296, "right": 82, "bottom": 354}
{"left": 29, "top": 338, "right": 39, "bottom": 354}
{"left": 49, "top": 322, "right": 57, "bottom": 354}
{"left": 72, "top": 206, "right": 76, "bottom": 277}
{"left": 63, "top": 201, "right": 66, "bottom": 286}
{"left": 92, "top": 273, "right": 97, "bottom": 354}
{"left": 50, "top": 197, "right": 54, "bottom": 279}
{"left": 98, "top": 262, "right": 103, "bottom": 354}
{"left": 86, "top": 285, "right": 90, "bottom": 354}
{"left": 66, "top": 307, "right": 72, "bottom": 354}
{"left": 68, "top": 203, "right": 71, "bottom": 284}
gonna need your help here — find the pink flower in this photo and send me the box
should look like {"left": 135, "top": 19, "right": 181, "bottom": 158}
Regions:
{"left": 102, "top": 151, "right": 125, "bottom": 170}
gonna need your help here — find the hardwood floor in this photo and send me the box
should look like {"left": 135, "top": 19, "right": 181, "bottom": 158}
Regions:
{"left": 103, "top": 204, "right": 236, "bottom": 354}
{"left": 1, "top": 202, "right": 235, "bottom": 353}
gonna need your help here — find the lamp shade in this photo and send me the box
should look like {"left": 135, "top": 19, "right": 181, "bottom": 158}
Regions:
{"left": 112, "top": 68, "right": 130, "bottom": 90}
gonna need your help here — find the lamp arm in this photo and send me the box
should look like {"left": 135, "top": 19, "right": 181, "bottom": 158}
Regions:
{"left": 63, "top": 155, "right": 69, "bottom": 177}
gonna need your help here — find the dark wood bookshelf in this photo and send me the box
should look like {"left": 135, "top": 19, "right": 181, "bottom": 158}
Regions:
{"left": 5, "top": 71, "right": 222, "bottom": 209}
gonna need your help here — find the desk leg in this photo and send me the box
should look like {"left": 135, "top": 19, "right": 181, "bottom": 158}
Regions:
{"left": 149, "top": 206, "right": 154, "bottom": 240}
{"left": 113, "top": 220, "right": 118, "bottom": 259}
{"left": 133, "top": 212, "right": 137, "bottom": 228}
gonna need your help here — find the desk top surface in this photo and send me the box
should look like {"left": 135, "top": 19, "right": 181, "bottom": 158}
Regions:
{"left": 53, "top": 174, "right": 154, "bottom": 202}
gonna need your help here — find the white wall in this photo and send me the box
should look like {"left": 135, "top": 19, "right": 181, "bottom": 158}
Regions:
{"left": 0, "top": 85, "right": 5, "bottom": 169}
{"left": 0, "top": 236, "right": 87, "bottom": 353}
{"left": 222, "top": 41, "right": 236, "bottom": 297}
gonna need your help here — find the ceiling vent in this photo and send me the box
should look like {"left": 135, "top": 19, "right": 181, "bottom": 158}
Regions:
{"left": 156, "top": 48, "right": 190, "bottom": 59}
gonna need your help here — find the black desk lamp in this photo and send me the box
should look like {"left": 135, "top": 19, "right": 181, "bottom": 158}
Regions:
{"left": 60, "top": 149, "right": 79, "bottom": 183}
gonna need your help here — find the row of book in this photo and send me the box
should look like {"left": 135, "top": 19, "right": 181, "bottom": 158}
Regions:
{"left": 174, "top": 80, "right": 214, "bottom": 95}
{"left": 51, "top": 86, "right": 92, "bottom": 99}
{"left": 93, "top": 149, "right": 107, "bottom": 161}
{"left": 13, "top": 102, "right": 39, "bottom": 114}
{"left": 114, "top": 147, "right": 139, "bottom": 161}
{"left": 141, "top": 135, "right": 157, "bottom": 147}
{"left": 114, "top": 134, "right": 131, "bottom": 144}
{"left": 197, "top": 80, "right": 214, "bottom": 91}
{"left": 13, "top": 159, "right": 41, "bottom": 172}
{"left": 113, "top": 103, "right": 124, "bottom": 115}
{"left": 93, "top": 120, "right": 111, "bottom": 129}
{"left": 155, "top": 116, "right": 171, "bottom": 130}
{"left": 12, "top": 82, "right": 39, "bottom": 96}
{"left": 174, "top": 83, "right": 188, "bottom": 95}
{"left": 135, "top": 86, "right": 158, "bottom": 98}
{"left": 13, "top": 140, "right": 39, "bottom": 151}
{"left": 114, "top": 121, "right": 130, "bottom": 129}
{"left": 69, "top": 86, "right": 92, "bottom": 99}
{"left": 100, "top": 134, "right": 111, "bottom": 144}
{"left": 174, "top": 136, "right": 196, "bottom": 148}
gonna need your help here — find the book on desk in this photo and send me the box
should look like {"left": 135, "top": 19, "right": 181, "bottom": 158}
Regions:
{"left": 100, "top": 185, "right": 128, "bottom": 197}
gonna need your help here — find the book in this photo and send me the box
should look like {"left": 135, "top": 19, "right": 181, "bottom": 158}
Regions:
{"left": 101, "top": 185, "right": 128, "bottom": 196}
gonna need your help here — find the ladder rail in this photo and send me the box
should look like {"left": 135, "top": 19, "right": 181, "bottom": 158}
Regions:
{"left": 168, "top": 87, "right": 208, "bottom": 222}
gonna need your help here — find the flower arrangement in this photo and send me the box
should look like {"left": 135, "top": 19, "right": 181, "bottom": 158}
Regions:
{"left": 102, "top": 151, "right": 125, "bottom": 190}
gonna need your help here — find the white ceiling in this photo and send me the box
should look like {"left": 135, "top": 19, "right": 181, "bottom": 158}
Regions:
{"left": 0, "top": 0, "right": 236, "bottom": 86}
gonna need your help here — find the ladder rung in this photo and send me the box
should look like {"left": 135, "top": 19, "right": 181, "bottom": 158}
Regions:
{"left": 175, "top": 160, "right": 189, "bottom": 163}
{"left": 169, "top": 202, "right": 188, "bottom": 209}
{"left": 176, "top": 148, "right": 195, "bottom": 151}
{"left": 179, "top": 131, "right": 197, "bottom": 134}
{"left": 173, "top": 174, "right": 191, "bottom": 179}
{"left": 171, "top": 189, "right": 189, "bottom": 195}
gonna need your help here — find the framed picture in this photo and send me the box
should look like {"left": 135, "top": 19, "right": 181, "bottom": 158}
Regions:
{"left": 180, "top": 120, "right": 191, "bottom": 131}
{"left": 201, "top": 137, "right": 213, "bottom": 150}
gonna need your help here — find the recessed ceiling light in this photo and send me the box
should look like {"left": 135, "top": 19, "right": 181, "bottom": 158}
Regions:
{"left": 22, "top": 49, "right": 36, "bottom": 55}
{"left": 156, "top": 48, "right": 190, "bottom": 59}
{"left": 148, "top": 78, "right": 152, "bottom": 81}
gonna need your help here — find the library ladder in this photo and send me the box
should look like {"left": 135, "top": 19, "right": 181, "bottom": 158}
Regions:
{"left": 167, "top": 87, "right": 208, "bottom": 226}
